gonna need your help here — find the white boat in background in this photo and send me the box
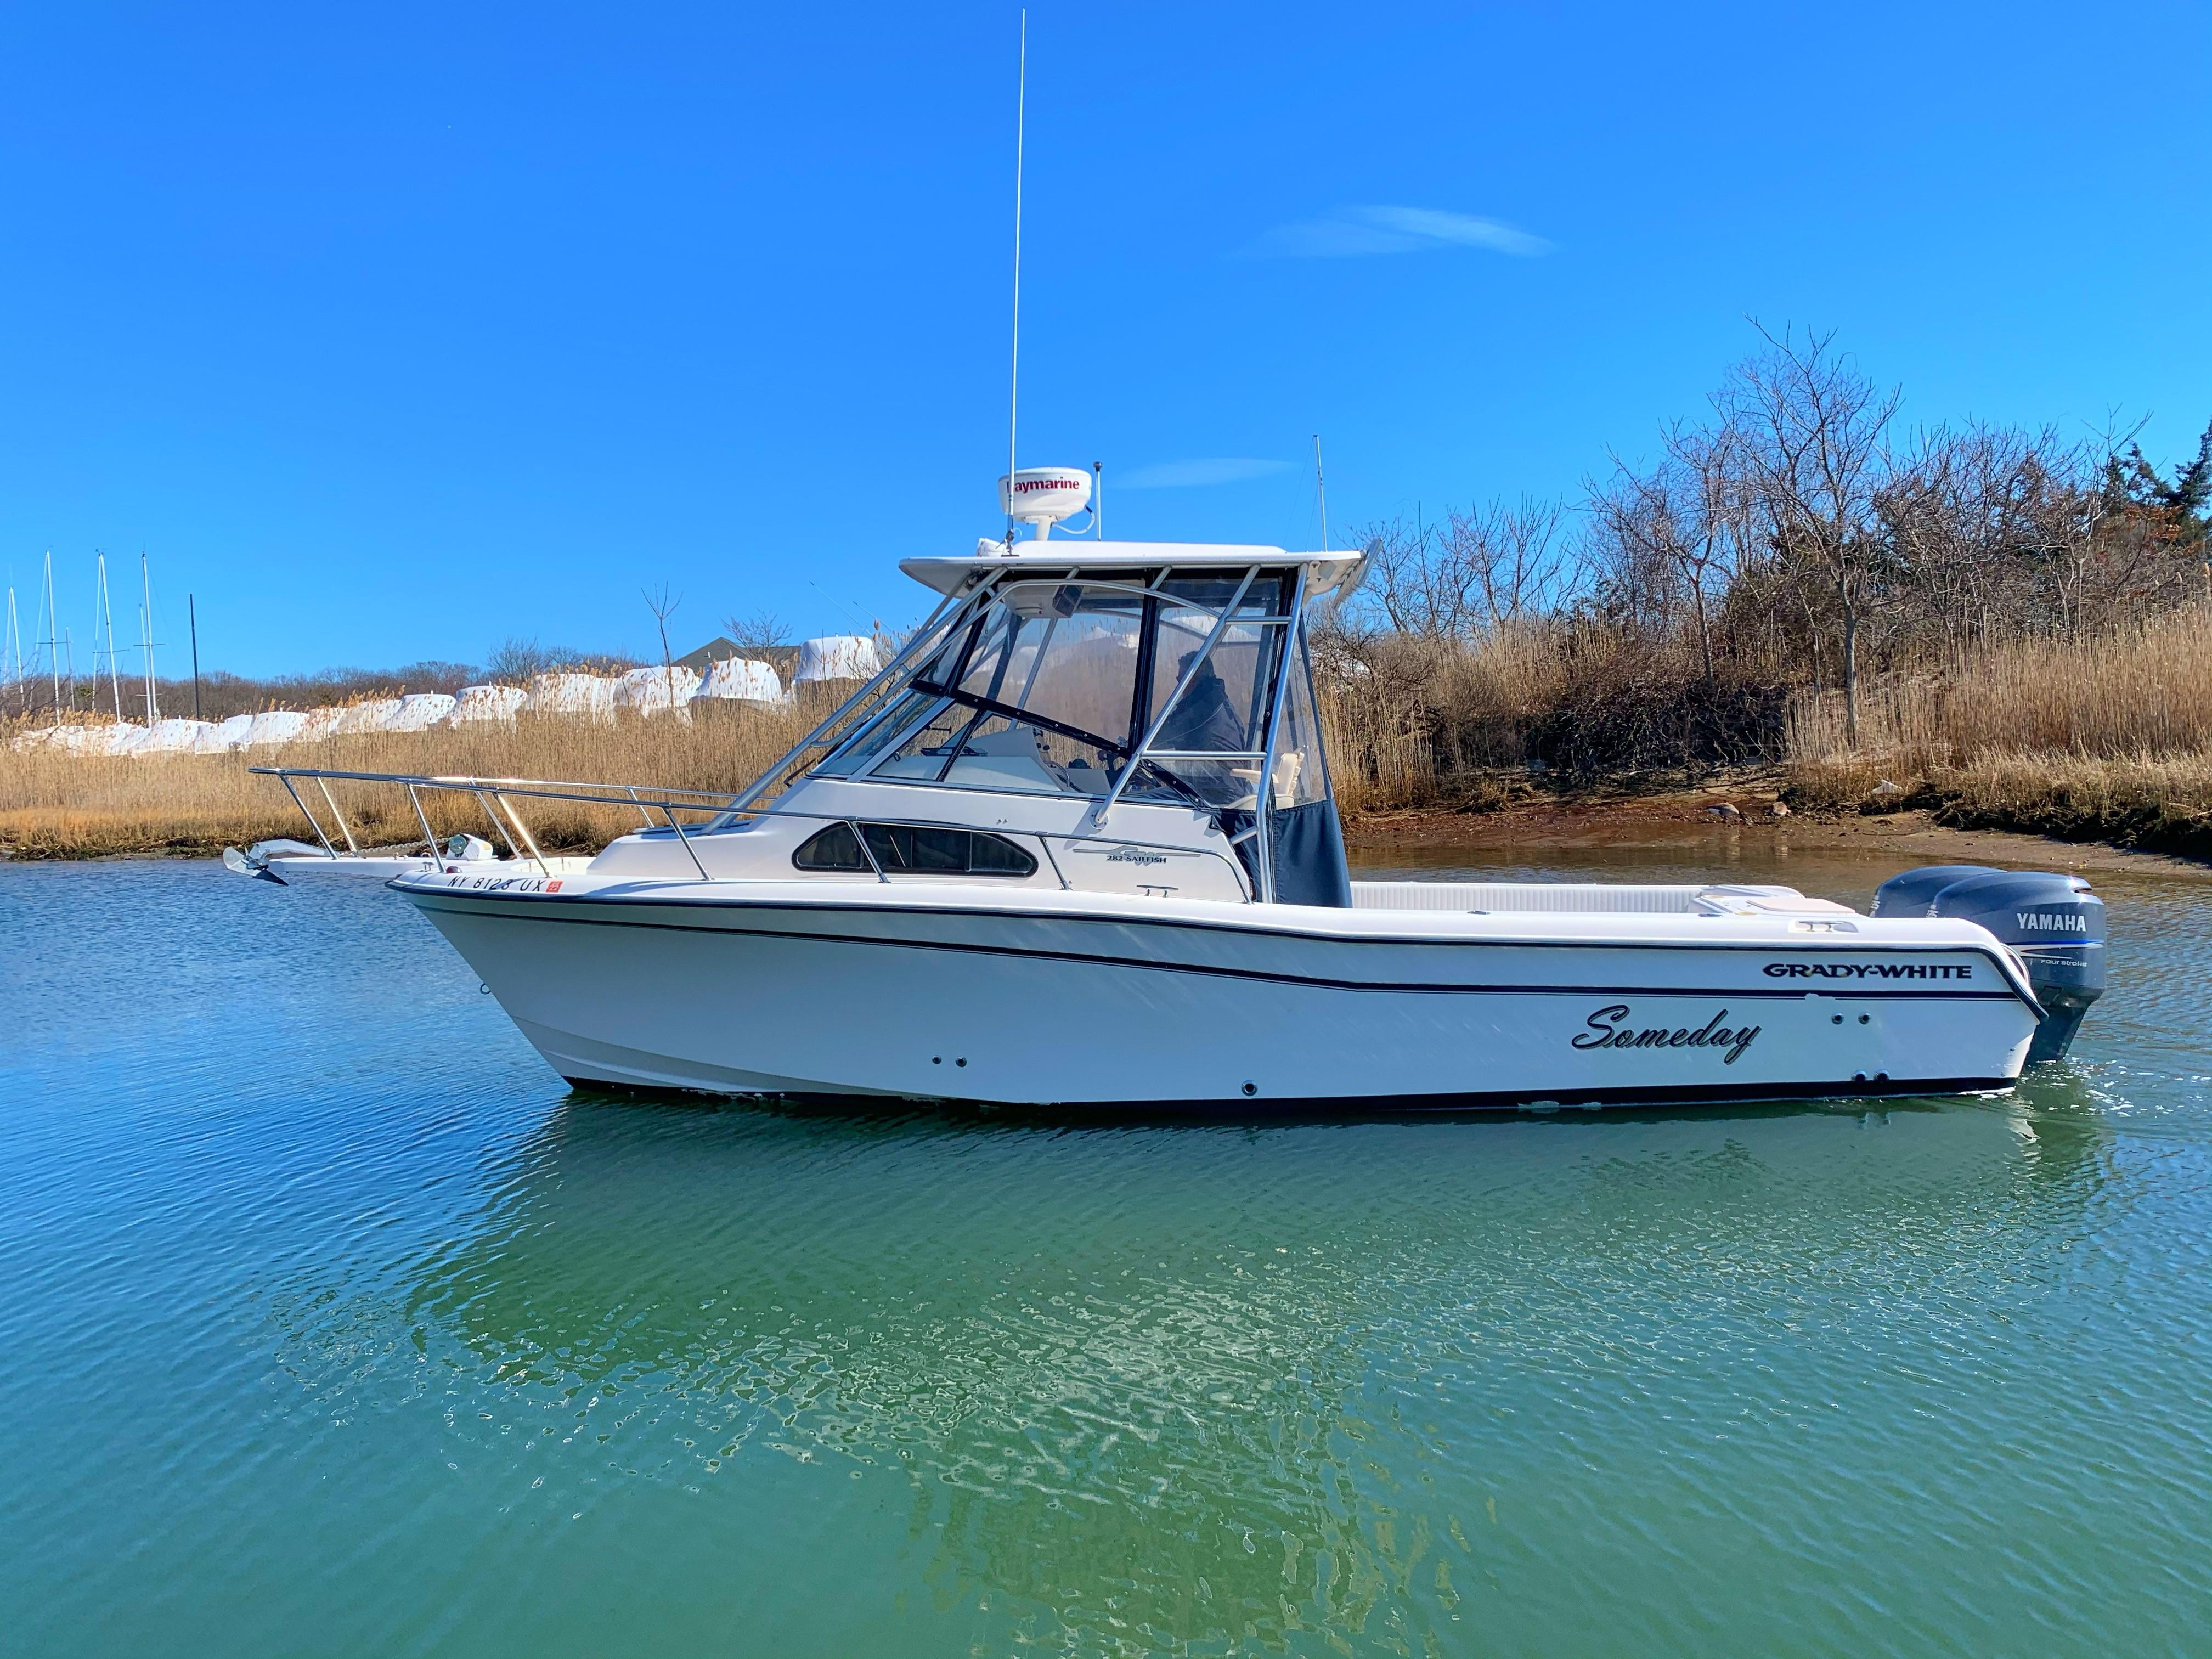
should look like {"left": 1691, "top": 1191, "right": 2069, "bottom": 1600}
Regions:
{"left": 793, "top": 635, "right": 882, "bottom": 684}
{"left": 449, "top": 684, "right": 530, "bottom": 726}
{"left": 612, "top": 665, "right": 699, "bottom": 716}
{"left": 199, "top": 713, "right": 256, "bottom": 752}
{"left": 385, "top": 692, "right": 458, "bottom": 731}
{"left": 236, "top": 469, "right": 2108, "bottom": 1111}
{"left": 696, "top": 657, "right": 786, "bottom": 704}
{"left": 526, "top": 672, "right": 618, "bottom": 723}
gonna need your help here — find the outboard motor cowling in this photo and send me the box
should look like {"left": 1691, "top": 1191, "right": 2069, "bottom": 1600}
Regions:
{"left": 1872, "top": 865, "right": 2106, "bottom": 1064}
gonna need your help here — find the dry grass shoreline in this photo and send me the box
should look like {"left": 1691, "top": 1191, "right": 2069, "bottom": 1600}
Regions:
{"left": 8, "top": 614, "right": 2212, "bottom": 865}
{"left": 0, "top": 702, "right": 816, "bottom": 861}
{"left": 1776, "top": 612, "right": 2212, "bottom": 859}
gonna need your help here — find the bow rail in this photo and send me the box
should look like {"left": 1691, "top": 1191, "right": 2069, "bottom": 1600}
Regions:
{"left": 246, "top": 765, "right": 1249, "bottom": 894}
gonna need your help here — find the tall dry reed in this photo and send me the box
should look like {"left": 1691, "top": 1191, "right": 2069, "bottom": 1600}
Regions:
{"left": 1320, "top": 625, "right": 1586, "bottom": 811}
{"left": 1788, "top": 608, "right": 2212, "bottom": 770}
{"left": 0, "top": 701, "right": 816, "bottom": 857}
{"left": 1785, "top": 609, "right": 2212, "bottom": 848}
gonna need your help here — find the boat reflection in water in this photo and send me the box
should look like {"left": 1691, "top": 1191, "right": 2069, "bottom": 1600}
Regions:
{"left": 347, "top": 1086, "right": 2112, "bottom": 1649}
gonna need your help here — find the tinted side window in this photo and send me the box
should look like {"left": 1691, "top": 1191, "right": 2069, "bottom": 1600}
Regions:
{"left": 967, "top": 831, "right": 1035, "bottom": 874}
{"left": 792, "top": 822, "right": 1037, "bottom": 877}
{"left": 862, "top": 823, "right": 969, "bottom": 873}
{"left": 792, "top": 822, "right": 870, "bottom": 871}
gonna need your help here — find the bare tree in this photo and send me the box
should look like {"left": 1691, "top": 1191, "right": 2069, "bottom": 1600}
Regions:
{"left": 1590, "top": 420, "right": 1754, "bottom": 682}
{"left": 1350, "top": 500, "right": 1580, "bottom": 638}
{"left": 485, "top": 636, "right": 585, "bottom": 682}
{"left": 721, "top": 609, "right": 791, "bottom": 653}
{"left": 1877, "top": 423, "right": 2087, "bottom": 654}
{"left": 1441, "top": 498, "right": 1576, "bottom": 627}
{"left": 642, "top": 584, "right": 683, "bottom": 704}
{"left": 1354, "top": 514, "right": 1456, "bottom": 637}
{"left": 1720, "top": 325, "right": 1900, "bottom": 744}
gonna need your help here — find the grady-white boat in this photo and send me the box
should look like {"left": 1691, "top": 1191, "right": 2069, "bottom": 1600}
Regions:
{"left": 240, "top": 469, "right": 2107, "bottom": 1111}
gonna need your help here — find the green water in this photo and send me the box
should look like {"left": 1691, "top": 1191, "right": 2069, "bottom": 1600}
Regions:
{"left": 3, "top": 848, "right": 2208, "bottom": 1656}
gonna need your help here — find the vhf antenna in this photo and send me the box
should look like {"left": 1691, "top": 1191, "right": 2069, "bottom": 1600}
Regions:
{"left": 1313, "top": 434, "right": 1330, "bottom": 552}
{"left": 1005, "top": 10, "right": 1027, "bottom": 549}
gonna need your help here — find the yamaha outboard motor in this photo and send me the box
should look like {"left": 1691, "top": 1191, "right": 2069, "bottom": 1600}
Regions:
{"left": 1872, "top": 865, "right": 2107, "bottom": 1064}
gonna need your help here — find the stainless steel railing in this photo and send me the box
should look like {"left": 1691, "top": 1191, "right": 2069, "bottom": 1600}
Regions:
{"left": 247, "top": 765, "right": 1254, "bottom": 895}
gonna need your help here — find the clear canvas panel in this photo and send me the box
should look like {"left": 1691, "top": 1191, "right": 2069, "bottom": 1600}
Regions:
{"left": 1143, "top": 576, "right": 1288, "bottom": 749}
{"left": 1137, "top": 573, "right": 1292, "bottom": 808}
{"left": 873, "top": 709, "right": 1128, "bottom": 794}
{"left": 815, "top": 690, "right": 948, "bottom": 775}
{"left": 1268, "top": 623, "right": 1330, "bottom": 808}
{"left": 809, "top": 573, "right": 1306, "bottom": 810}
{"left": 945, "top": 583, "right": 1147, "bottom": 748}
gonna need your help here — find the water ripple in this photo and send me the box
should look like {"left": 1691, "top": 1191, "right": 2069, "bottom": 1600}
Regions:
{"left": 2, "top": 853, "right": 2209, "bottom": 1657}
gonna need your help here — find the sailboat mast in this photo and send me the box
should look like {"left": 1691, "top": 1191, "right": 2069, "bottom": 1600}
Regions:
{"left": 41, "top": 551, "right": 60, "bottom": 727}
{"left": 140, "top": 552, "right": 159, "bottom": 723}
{"left": 97, "top": 552, "right": 124, "bottom": 720}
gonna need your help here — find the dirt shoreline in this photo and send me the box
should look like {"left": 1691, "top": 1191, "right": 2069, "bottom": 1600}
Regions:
{"left": 1343, "top": 791, "right": 2212, "bottom": 876}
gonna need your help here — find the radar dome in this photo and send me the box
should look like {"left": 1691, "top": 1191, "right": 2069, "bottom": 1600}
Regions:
{"left": 997, "top": 466, "right": 1092, "bottom": 535}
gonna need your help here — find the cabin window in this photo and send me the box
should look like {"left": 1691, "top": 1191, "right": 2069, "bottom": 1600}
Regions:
{"left": 792, "top": 821, "right": 867, "bottom": 871}
{"left": 792, "top": 822, "right": 1038, "bottom": 878}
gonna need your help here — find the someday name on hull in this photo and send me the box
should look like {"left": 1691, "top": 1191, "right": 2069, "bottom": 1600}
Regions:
{"left": 1570, "top": 1005, "right": 1762, "bottom": 1065}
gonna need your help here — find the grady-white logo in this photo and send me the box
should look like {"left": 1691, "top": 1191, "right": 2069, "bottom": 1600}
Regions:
{"left": 1572, "top": 1006, "right": 1762, "bottom": 1065}
{"left": 1104, "top": 847, "right": 1169, "bottom": 865}
{"left": 2016, "top": 912, "right": 2088, "bottom": 933}
{"left": 1764, "top": 961, "right": 1973, "bottom": 980}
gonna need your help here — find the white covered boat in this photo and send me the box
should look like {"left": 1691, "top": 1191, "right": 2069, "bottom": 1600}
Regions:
{"left": 238, "top": 472, "right": 2107, "bottom": 1111}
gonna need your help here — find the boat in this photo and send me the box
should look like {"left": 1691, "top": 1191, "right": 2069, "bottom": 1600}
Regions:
{"left": 235, "top": 467, "right": 2109, "bottom": 1111}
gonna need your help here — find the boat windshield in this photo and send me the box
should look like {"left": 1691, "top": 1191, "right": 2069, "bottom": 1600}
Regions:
{"left": 816, "top": 572, "right": 1304, "bottom": 807}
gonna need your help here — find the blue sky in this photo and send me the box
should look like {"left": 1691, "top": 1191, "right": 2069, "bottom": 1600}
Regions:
{"left": 2, "top": 2, "right": 2207, "bottom": 675}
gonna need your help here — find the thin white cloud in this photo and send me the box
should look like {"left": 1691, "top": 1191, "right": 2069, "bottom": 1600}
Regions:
{"left": 1252, "top": 205, "right": 1552, "bottom": 259}
{"left": 1119, "top": 458, "right": 1296, "bottom": 490}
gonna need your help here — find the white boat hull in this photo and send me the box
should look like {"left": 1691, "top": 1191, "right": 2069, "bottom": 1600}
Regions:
{"left": 399, "top": 877, "right": 2039, "bottom": 1110}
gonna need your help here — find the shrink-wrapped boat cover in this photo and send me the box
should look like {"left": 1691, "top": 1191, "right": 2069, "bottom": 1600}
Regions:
{"left": 243, "top": 709, "right": 311, "bottom": 748}
{"left": 448, "top": 684, "right": 529, "bottom": 726}
{"left": 524, "top": 673, "right": 618, "bottom": 723}
{"left": 695, "top": 658, "right": 784, "bottom": 702}
{"left": 196, "top": 713, "right": 256, "bottom": 753}
{"left": 134, "top": 718, "right": 213, "bottom": 755}
{"left": 49, "top": 723, "right": 141, "bottom": 756}
{"left": 613, "top": 665, "right": 700, "bottom": 715}
{"left": 793, "top": 636, "right": 881, "bottom": 683}
{"left": 290, "top": 707, "right": 348, "bottom": 743}
{"left": 383, "top": 693, "right": 457, "bottom": 731}
{"left": 331, "top": 698, "right": 403, "bottom": 735}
